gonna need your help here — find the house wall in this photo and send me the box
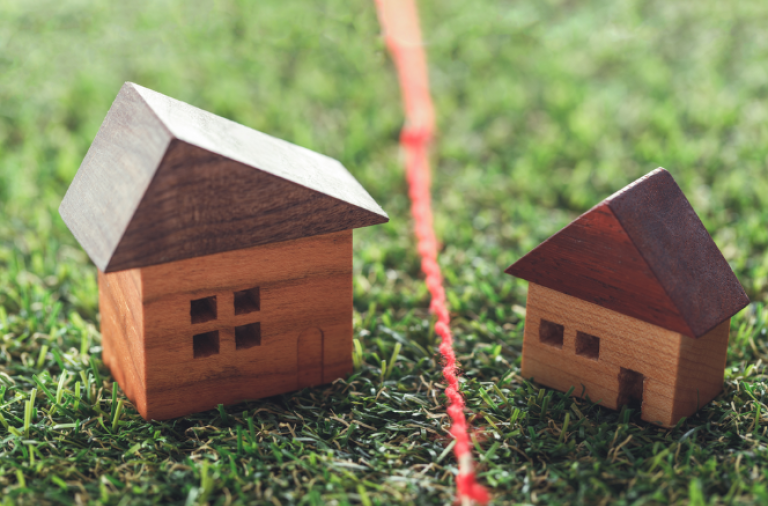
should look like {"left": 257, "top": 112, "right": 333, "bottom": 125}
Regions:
{"left": 673, "top": 318, "right": 730, "bottom": 422}
{"left": 521, "top": 283, "right": 729, "bottom": 427}
{"left": 99, "top": 268, "right": 147, "bottom": 415}
{"left": 101, "top": 229, "right": 353, "bottom": 420}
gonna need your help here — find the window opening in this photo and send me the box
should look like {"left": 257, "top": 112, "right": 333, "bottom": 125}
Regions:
{"left": 234, "top": 287, "right": 260, "bottom": 315}
{"left": 193, "top": 330, "right": 219, "bottom": 358}
{"left": 539, "top": 319, "right": 564, "bottom": 348}
{"left": 575, "top": 331, "right": 600, "bottom": 360}
{"left": 235, "top": 322, "right": 261, "bottom": 350}
{"left": 191, "top": 296, "right": 217, "bottom": 324}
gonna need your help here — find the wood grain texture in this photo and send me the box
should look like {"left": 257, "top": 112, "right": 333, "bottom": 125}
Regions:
{"left": 59, "top": 83, "right": 172, "bottom": 271}
{"left": 99, "top": 268, "right": 148, "bottom": 416}
{"left": 606, "top": 168, "right": 749, "bottom": 338}
{"left": 130, "top": 83, "right": 387, "bottom": 219}
{"left": 60, "top": 82, "right": 388, "bottom": 273}
{"left": 507, "top": 168, "right": 749, "bottom": 338}
{"left": 506, "top": 203, "right": 692, "bottom": 336}
{"left": 297, "top": 328, "right": 324, "bottom": 390}
{"left": 521, "top": 283, "right": 729, "bottom": 427}
{"left": 673, "top": 318, "right": 730, "bottom": 422}
{"left": 98, "top": 229, "right": 354, "bottom": 420}
{"left": 108, "top": 140, "right": 387, "bottom": 272}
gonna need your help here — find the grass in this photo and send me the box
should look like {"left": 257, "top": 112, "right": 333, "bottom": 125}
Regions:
{"left": 1, "top": 0, "right": 768, "bottom": 504}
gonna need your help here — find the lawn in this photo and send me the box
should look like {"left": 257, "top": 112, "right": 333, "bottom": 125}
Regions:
{"left": 2, "top": 0, "right": 768, "bottom": 504}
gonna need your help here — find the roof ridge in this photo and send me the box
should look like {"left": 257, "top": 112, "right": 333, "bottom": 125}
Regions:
{"left": 60, "top": 83, "right": 389, "bottom": 272}
{"left": 59, "top": 83, "right": 174, "bottom": 271}
{"left": 506, "top": 168, "right": 749, "bottom": 338}
{"left": 506, "top": 202, "right": 693, "bottom": 336}
{"left": 127, "top": 82, "right": 388, "bottom": 221}
{"left": 604, "top": 168, "right": 748, "bottom": 337}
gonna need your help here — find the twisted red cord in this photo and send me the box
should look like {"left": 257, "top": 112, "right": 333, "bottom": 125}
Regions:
{"left": 375, "top": 1, "right": 489, "bottom": 504}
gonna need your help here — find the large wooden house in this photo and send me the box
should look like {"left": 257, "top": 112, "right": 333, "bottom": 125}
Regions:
{"left": 505, "top": 168, "right": 749, "bottom": 427}
{"left": 59, "top": 83, "right": 388, "bottom": 420}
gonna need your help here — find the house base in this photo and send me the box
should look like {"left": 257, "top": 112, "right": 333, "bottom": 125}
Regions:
{"left": 99, "top": 230, "right": 354, "bottom": 420}
{"left": 521, "top": 283, "right": 730, "bottom": 427}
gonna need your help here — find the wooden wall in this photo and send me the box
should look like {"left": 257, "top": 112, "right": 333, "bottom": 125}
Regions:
{"left": 521, "top": 283, "right": 729, "bottom": 427}
{"left": 99, "top": 229, "right": 353, "bottom": 420}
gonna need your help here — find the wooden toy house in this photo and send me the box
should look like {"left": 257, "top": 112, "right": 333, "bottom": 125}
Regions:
{"left": 505, "top": 168, "right": 749, "bottom": 427}
{"left": 59, "top": 83, "right": 388, "bottom": 420}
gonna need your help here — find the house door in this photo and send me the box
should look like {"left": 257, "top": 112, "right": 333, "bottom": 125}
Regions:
{"left": 297, "top": 327, "right": 324, "bottom": 389}
{"left": 617, "top": 367, "right": 644, "bottom": 412}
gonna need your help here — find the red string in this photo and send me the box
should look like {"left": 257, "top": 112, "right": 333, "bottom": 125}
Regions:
{"left": 374, "top": 1, "right": 488, "bottom": 504}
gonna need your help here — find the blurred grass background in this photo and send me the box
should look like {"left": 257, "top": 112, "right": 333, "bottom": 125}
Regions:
{"left": 1, "top": 0, "right": 768, "bottom": 504}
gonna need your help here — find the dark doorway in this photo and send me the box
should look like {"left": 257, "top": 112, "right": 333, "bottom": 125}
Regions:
{"left": 618, "top": 367, "right": 644, "bottom": 412}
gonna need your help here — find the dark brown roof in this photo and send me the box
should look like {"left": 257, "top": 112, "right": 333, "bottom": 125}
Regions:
{"left": 59, "top": 83, "right": 388, "bottom": 272}
{"left": 506, "top": 168, "right": 749, "bottom": 338}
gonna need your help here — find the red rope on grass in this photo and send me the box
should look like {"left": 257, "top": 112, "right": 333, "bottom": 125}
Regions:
{"left": 374, "top": 1, "right": 489, "bottom": 504}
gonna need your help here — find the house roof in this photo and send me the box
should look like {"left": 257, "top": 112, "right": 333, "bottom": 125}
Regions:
{"left": 59, "top": 82, "right": 388, "bottom": 272}
{"left": 505, "top": 168, "right": 749, "bottom": 338}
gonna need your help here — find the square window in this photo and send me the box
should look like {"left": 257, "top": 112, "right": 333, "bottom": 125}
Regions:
{"left": 539, "top": 319, "right": 564, "bottom": 348}
{"left": 235, "top": 322, "right": 261, "bottom": 350}
{"left": 193, "top": 330, "right": 219, "bottom": 358}
{"left": 191, "top": 296, "right": 217, "bottom": 324}
{"left": 575, "top": 331, "right": 600, "bottom": 360}
{"left": 234, "top": 287, "right": 260, "bottom": 315}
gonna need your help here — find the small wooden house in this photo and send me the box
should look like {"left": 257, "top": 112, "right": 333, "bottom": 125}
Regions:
{"left": 505, "top": 168, "right": 749, "bottom": 427}
{"left": 59, "top": 83, "right": 388, "bottom": 420}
